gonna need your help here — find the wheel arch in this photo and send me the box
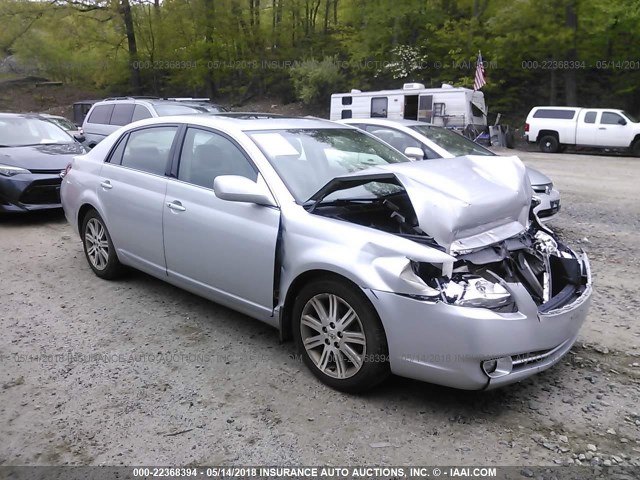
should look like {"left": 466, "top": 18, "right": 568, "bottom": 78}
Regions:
{"left": 279, "top": 269, "right": 379, "bottom": 343}
{"left": 77, "top": 203, "right": 98, "bottom": 237}
{"left": 537, "top": 130, "right": 559, "bottom": 142}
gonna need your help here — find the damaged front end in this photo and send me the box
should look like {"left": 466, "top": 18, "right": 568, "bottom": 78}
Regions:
{"left": 306, "top": 155, "right": 590, "bottom": 316}
{"left": 410, "top": 227, "right": 591, "bottom": 315}
{"left": 305, "top": 155, "right": 592, "bottom": 388}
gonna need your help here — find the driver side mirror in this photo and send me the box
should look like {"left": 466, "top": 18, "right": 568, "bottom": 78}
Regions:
{"left": 618, "top": 118, "right": 627, "bottom": 126}
{"left": 73, "top": 133, "right": 86, "bottom": 143}
{"left": 213, "top": 175, "right": 277, "bottom": 207}
{"left": 404, "top": 146, "right": 425, "bottom": 161}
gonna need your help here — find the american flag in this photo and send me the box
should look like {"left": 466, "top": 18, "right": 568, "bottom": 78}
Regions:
{"left": 474, "top": 51, "right": 486, "bottom": 91}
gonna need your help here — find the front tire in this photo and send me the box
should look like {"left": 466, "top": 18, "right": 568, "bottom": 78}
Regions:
{"left": 81, "top": 210, "right": 124, "bottom": 280}
{"left": 631, "top": 140, "right": 640, "bottom": 157}
{"left": 539, "top": 135, "right": 559, "bottom": 153}
{"left": 293, "top": 277, "right": 390, "bottom": 393}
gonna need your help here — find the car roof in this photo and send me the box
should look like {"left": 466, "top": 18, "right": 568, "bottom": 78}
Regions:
{"left": 132, "top": 115, "right": 350, "bottom": 132}
{"left": 341, "top": 118, "right": 433, "bottom": 128}
{"left": 96, "top": 97, "right": 206, "bottom": 107}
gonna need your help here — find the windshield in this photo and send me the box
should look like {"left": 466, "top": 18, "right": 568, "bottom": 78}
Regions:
{"left": 410, "top": 125, "right": 494, "bottom": 156}
{"left": 249, "top": 128, "right": 408, "bottom": 202}
{"left": 154, "top": 104, "right": 207, "bottom": 116}
{"left": 623, "top": 111, "right": 639, "bottom": 123}
{"left": 47, "top": 117, "right": 77, "bottom": 131}
{"left": 0, "top": 116, "right": 74, "bottom": 147}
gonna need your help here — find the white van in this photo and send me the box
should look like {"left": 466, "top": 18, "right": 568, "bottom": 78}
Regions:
{"left": 525, "top": 106, "right": 640, "bottom": 155}
{"left": 330, "top": 83, "right": 487, "bottom": 132}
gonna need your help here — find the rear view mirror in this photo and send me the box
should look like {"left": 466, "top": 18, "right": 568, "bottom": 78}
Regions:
{"left": 213, "top": 175, "right": 277, "bottom": 207}
{"left": 618, "top": 118, "right": 627, "bottom": 126}
{"left": 404, "top": 146, "right": 425, "bottom": 161}
{"left": 74, "top": 133, "right": 86, "bottom": 143}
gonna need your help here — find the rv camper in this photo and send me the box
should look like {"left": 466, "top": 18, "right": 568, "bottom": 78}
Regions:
{"left": 330, "top": 83, "right": 487, "bottom": 131}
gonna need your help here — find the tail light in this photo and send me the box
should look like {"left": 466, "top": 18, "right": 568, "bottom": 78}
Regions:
{"left": 61, "top": 163, "right": 72, "bottom": 178}
{"left": 524, "top": 123, "right": 529, "bottom": 132}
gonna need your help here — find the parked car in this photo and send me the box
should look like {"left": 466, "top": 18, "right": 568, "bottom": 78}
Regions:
{"left": 525, "top": 106, "right": 640, "bottom": 155}
{"left": 61, "top": 115, "right": 591, "bottom": 392}
{"left": 39, "top": 113, "right": 86, "bottom": 143}
{"left": 340, "top": 118, "right": 561, "bottom": 221}
{"left": 0, "top": 113, "right": 86, "bottom": 213}
{"left": 82, "top": 97, "right": 209, "bottom": 148}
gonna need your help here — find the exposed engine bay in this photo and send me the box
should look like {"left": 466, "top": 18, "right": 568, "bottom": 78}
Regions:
{"left": 311, "top": 188, "right": 589, "bottom": 313}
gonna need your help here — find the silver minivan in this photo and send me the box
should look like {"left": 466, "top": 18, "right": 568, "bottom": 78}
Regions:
{"left": 82, "top": 97, "right": 209, "bottom": 148}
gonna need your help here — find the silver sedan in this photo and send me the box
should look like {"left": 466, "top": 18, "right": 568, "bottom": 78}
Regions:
{"left": 61, "top": 116, "right": 591, "bottom": 392}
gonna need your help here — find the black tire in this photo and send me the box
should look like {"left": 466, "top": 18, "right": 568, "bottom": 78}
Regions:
{"left": 632, "top": 141, "right": 640, "bottom": 157}
{"left": 81, "top": 210, "right": 124, "bottom": 280}
{"left": 539, "top": 135, "right": 559, "bottom": 153}
{"left": 292, "top": 277, "right": 390, "bottom": 393}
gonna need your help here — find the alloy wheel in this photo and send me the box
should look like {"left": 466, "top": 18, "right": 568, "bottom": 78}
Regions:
{"left": 300, "top": 293, "right": 367, "bottom": 379}
{"left": 84, "top": 218, "right": 110, "bottom": 270}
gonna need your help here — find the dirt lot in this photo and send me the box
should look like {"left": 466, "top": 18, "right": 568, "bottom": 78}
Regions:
{"left": 1, "top": 150, "right": 639, "bottom": 469}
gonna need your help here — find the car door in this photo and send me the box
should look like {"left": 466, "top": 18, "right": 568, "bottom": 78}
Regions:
{"left": 163, "top": 126, "right": 280, "bottom": 320}
{"left": 98, "top": 125, "right": 180, "bottom": 277}
{"left": 575, "top": 110, "right": 599, "bottom": 146}
{"left": 596, "top": 111, "right": 631, "bottom": 147}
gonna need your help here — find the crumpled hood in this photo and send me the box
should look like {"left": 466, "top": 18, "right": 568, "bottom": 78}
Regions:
{"left": 310, "top": 155, "right": 532, "bottom": 254}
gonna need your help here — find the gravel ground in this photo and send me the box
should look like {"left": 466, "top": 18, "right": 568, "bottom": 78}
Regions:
{"left": 1, "top": 150, "right": 639, "bottom": 468}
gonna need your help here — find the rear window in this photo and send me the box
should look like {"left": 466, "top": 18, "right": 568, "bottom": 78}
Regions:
{"left": 87, "top": 105, "right": 114, "bottom": 124}
{"left": 532, "top": 109, "right": 576, "bottom": 120}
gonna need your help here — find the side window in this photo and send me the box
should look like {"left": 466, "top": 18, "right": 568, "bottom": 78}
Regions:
{"left": 341, "top": 110, "right": 353, "bottom": 119}
{"left": 584, "top": 111, "right": 597, "bottom": 124}
{"left": 177, "top": 128, "right": 258, "bottom": 189}
{"left": 601, "top": 112, "right": 624, "bottom": 125}
{"left": 341, "top": 96, "right": 352, "bottom": 106}
{"left": 110, "top": 104, "right": 135, "bottom": 126}
{"left": 87, "top": 105, "right": 114, "bottom": 125}
{"left": 532, "top": 109, "right": 576, "bottom": 119}
{"left": 371, "top": 97, "right": 388, "bottom": 118}
{"left": 107, "top": 134, "right": 128, "bottom": 165}
{"left": 121, "top": 126, "right": 178, "bottom": 175}
{"left": 131, "top": 105, "right": 153, "bottom": 122}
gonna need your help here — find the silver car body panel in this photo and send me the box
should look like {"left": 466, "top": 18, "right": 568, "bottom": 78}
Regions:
{"left": 163, "top": 175, "right": 280, "bottom": 321}
{"left": 61, "top": 115, "right": 591, "bottom": 390}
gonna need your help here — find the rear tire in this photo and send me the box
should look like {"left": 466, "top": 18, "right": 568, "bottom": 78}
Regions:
{"left": 539, "top": 135, "right": 559, "bottom": 153}
{"left": 293, "top": 277, "right": 390, "bottom": 393}
{"left": 81, "top": 210, "right": 124, "bottom": 280}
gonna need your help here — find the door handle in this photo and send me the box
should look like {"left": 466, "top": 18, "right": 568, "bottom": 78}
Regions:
{"left": 100, "top": 180, "right": 113, "bottom": 189}
{"left": 598, "top": 127, "right": 606, "bottom": 130}
{"left": 166, "top": 201, "right": 186, "bottom": 212}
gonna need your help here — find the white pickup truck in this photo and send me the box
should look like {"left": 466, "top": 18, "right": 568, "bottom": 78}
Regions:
{"left": 525, "top": 106, "right": 640, "bottom": 156}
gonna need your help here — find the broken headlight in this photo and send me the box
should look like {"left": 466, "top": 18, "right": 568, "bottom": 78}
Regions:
{"left": 440, "top": 275, "right": 512, "bottom": 309}
{"left": 406, "top": 261, "right": 511, "bottom": 309}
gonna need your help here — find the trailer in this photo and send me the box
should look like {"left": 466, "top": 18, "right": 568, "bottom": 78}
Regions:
{"left": 330, "top": 83, "right": 487, "bottom": 132}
